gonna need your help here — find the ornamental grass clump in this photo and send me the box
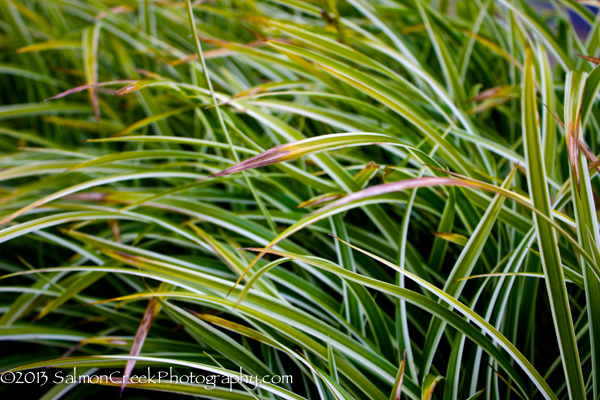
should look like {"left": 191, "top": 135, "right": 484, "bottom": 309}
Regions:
{"left": 0, "top": 1, "right": 600, "bottom": 399}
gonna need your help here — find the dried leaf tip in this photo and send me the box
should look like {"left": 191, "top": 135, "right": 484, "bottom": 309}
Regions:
{"left": 394, "top": 350, "right": 406, "bottom": 400}
{"left": 577, "top": 54, "right": 600, "bottom": 65}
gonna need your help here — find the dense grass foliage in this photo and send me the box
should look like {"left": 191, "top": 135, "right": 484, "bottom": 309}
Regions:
{"left": 1, "top": 0, "right": 600, "bottom": 399}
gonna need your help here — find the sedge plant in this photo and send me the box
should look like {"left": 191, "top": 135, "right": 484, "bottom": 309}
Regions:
{"left": 0, "top": 0, "right": 600, "bottom": 399}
